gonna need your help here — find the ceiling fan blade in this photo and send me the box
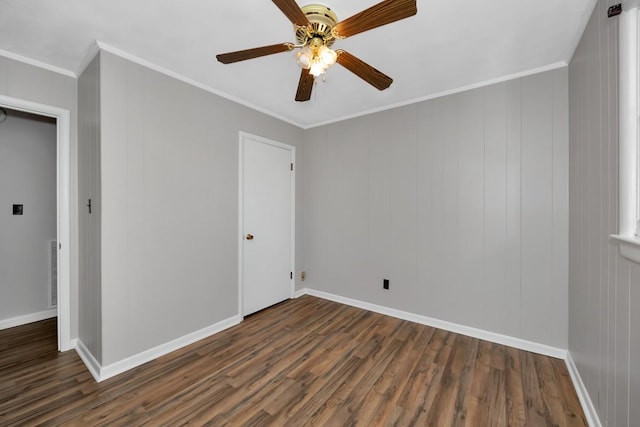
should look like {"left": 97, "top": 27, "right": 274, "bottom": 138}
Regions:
{"left": 272, "top": 0, "right": 310, "bottom": 27}
{"left": 336, "top": 50, "right": 393, "bottom": 90}
{"left": 332, "top": 0, "right": 417, "bottom": 39}
{"left": 216, "top": 43, "right": 294, "bottom": 64}
{"left": 295, "top": 69, "right": 315, "bottom": 102}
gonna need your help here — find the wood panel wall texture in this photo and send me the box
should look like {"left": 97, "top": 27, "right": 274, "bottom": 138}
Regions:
{"left": 97, "top": 51, "right": 304, "bottom": 365}
{"left": 301, "top": 68, "right": 569, "bottom": 349}
{"left": 78, "top": 53, "right": 102, "bottom": 362}
{"left": 569, "top": 0, "right": 640, "bottom": 425}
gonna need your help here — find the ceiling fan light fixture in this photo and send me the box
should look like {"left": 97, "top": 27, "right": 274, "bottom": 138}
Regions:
{"left": 309, "top": 60, "right": 326, "bottom": 77}
{"left": 296, "top": 43, "right": 337, "bottom": 77}
{"left": 318, "top": 45, "right": 337, "bottom": 67}
{"left": 295, "top": 46, "right": 313, "bottom": 69}
{"left": 217, "top": 0, "right": 416, "bottom": 101}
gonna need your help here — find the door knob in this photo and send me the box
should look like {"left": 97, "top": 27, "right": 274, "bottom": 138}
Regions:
{"left": 246, "top": 234, "right": 254, "bottom": 240}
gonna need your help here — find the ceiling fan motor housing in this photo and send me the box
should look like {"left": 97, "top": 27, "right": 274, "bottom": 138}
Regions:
{"left": 295, "top": 4, "right": 338, "bottom": 47}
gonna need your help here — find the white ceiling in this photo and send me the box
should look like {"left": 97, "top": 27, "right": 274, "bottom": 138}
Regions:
{"left": 0, "top": 0, "right": 597, "bottom": 128}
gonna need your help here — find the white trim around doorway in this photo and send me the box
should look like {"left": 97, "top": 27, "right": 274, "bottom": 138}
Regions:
{"left": 237, "top": 132, "right": 296, "bottom": 318}
{"left": 0, "top": 94, "right": 73, "bottom": 351}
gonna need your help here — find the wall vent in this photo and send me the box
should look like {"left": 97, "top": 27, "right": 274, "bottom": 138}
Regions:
{"left": 48, "top": 240, "right": 57, "bottom": 308}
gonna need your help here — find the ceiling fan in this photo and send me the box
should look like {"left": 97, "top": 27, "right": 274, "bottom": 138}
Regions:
{"left": 216, "top": 0, "right": 417, "bottom": 102}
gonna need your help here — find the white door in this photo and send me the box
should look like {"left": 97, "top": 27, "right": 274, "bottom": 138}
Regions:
{"left": 240, "top": 133, "right": 294, "bottom": 316}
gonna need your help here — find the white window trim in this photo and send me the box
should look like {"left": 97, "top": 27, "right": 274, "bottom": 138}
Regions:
{"left": 612, "top": 0, "right": 640, "bottom": 263}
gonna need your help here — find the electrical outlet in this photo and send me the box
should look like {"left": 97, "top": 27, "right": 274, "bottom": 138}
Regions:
{"left": 383, "top": 279, "right": 389, "bottom": 290}
{"left": 301, "top": 271, "right": 306, "bottom": 281}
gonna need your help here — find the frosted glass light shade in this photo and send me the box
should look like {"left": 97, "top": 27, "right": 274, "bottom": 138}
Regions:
{"left": 309, "top": 61, "right": 325, "bottom": 77}
{"left": 295, "top": 44, "right": 337, "bottom": 77}
{"left": 318, "top": 45, "right": 337, "bottom": 67}
{"left": 295, "top": 47, "right": 313, "bottom": 69}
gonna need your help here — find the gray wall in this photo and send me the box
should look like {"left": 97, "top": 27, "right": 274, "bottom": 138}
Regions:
{"left": 0, "top": 109, "right": 56, "bottom": 320}
{"left": 301, "top": 68, "right": 569, "bottom": 349}
{"left": 0, "top": 56, "right": 78, "bottom": 336}
{"left": 78, "top": 54, "right": 102, "bottom": 361}
{"left": 99, "top": 51, "right": 304, "bottom": 365}
{"left": 569, "top": 0, "right": 640, "bottom": 425}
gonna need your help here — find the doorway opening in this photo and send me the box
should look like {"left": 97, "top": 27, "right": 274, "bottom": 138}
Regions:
{"left": 0, "top": 95, "right": 72, "bottom": 352}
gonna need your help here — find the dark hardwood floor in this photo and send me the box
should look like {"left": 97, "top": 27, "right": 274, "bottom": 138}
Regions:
{"left": 0, "top": 296, "right": 586, "bottom": 426}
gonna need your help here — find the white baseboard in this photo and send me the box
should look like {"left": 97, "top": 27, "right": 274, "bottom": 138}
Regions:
{"left": 76, "top": 314, "right": 242, "bottom": 382}
{"left": 75, "top": 339, "right": 102, "bottom": 382}
{"left": 0, "top": 309, "right": 57, "bottom": 330}
{"left": 298, "top": 288, "right": 567, "bottom": 360}
{"left": 299, "top": 289, "right": 604, "bottom": 424}
{"left": 69, "top": 289, "right": 597, "bottom": 426}
{"left": 565, "top": 352, "right": 602, "bottom": 427}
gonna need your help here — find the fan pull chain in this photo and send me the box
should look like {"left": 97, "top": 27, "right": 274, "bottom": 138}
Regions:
{"left": 313, "top": 77, "right": 318, "bottom": 101}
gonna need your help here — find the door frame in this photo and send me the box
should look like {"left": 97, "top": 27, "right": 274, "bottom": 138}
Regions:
{"left": 238, "top": 131, "right": 295, "bottom": 317}
{"left": 0, "top": 94, "right": 72, "bottom": 351}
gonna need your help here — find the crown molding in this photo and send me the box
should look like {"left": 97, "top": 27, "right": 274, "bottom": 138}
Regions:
{"left": 0, "top": 43, "right": 570, "bottom": 130}
{"left": 95, "top": 41, "right": 306, "bottom": 129}
{"left": 0, "top": 49, "right": 76, "bottom": 78}
{"left": 303, "top": 61, "right": 569, "bottom": 129}
{"left": 565, "top": 0, "right": 599, "bottom": 63}
{"left": 75, "top": 41, "right": 101, "bottom": 77}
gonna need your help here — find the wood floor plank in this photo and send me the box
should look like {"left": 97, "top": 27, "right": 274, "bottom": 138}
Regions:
{"left": 393, "top": 329, "right": 455, "bottom": 425}
{"left": 426, "top": 334, "right": 472, "bottom": 425}
{"left": 520, "top": 350, "right": 550, "bottom": 425}
{"left": 0, "top": 296, "right": 587, "bottom": 426}
{"left": 505, "top": 345, "right": 528, "bottom": 426}
{"left": 313, "top": 338, "right": 407, "bottom": 425}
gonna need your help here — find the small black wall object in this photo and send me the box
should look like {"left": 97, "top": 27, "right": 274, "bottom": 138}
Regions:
{"left": 13, "top": 204, "right": 23, "bottom": 215}
{"left": 608, "top": 4, "right": 622, "bottom": 18}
